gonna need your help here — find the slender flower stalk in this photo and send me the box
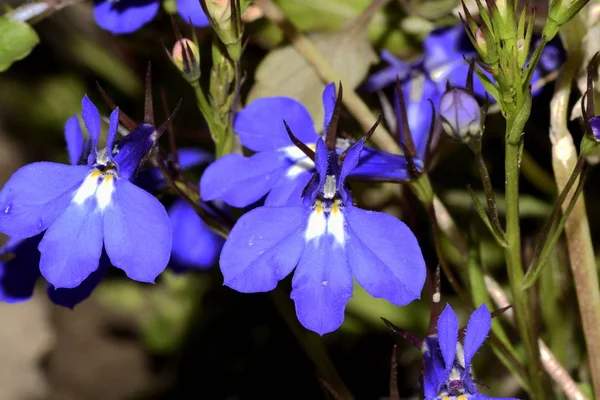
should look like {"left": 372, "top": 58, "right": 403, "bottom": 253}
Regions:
{"left": 549, "top": 18, "right": 600, "bottom": 397}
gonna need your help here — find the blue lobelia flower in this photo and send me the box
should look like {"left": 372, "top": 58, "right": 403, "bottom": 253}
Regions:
{"left": 423, "top": 304, "right": 519, "bottom": 400}
{"left": 364, "top": 25, "right": 564, "bottom": 99}
{"left": 94, "top": 0, "right": 209, "bottom": 35}
{"left": 201, "top": 83, "right": 416, "bottom": 209}
{"left": 0, "top": 96, "right": 172, "bottom": 290}
{"left": 219, "top": 93, "right": 426, "bottom": 335}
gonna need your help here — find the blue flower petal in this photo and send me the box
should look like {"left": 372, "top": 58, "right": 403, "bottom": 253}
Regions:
{"left": 339, "top": 139, "right": 364, "bottom": 185}
{"left": 0, "top": 163, "right": 89, "bottom": 238}
{"left": 177, "top": 0, "right": 210, "bottom": 27}
{"left": 64, "top": 116, "right": 84, "bottom": 166}
{"left": 200, "top": 152, "right": 289, "bottom": 208}
{"left": 93, "top": 0, "right": 160, "bottom": 35}
{"left": 82, "top": 95, "right": 101, "bottom": 160}
{"left": 463, "top": 304, "right": 491, "bottom": 372}
{"left": 471, "top": 395, "right": 520, "bottom": 400}
{"left": 590, "top": 116, "right": 600, "bottom": 140}
{"left": 344, "top": 206, "right": 425, "bottom": 306}
{"left": 422, "top": 337, "right": 445, "bottom": 399}
{"left": 437, "top": 304, "right": 459, "bottom": 377}
{"left": 178, "top": 148, "right": 214, "bottom": 169}
{"left": 220, "top": 206, "right": 306, "bottom": 292}
{"left": 350, "top": 145, "right": 415, "bottom": 181}
{"left": 103, "top": 179, "right": 171, "bottom": 283}
{"left": 105, "top": 107, "right": 120, "bottom": 164}
{"left": 0, "top": 236, "right": 42, "bottom": 303}
{"left": 363, "top": 50, "right": 413, "bottom": 92}
{"left": 291, "top": 235, "right": 353, "bottom": 335}
{"left": 322, "top": 83, "right": 336, "bottom": 132}
{"left": 47, "top": 257, "right": 108, "bottom": 308}
{"left": 113, "top": 124, "right": 155, "bottom": 179}
{"left": 169, "top": 199, "right": 224, "bottom": 270}
{"left": 38, "top": 195, "right": 104, "bottom": 289}
{"left": 423, "top": 26, "right": 470, "bottom": 70}
{"left": 265, "top": 170, "right": 313, "bottom": 206}
{"left": 234, "top": 97, "right": 319, "bottom": 152}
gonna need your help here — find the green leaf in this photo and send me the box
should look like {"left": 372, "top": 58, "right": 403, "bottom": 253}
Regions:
{"left": 248, "top": 28, "right": 377, "bottom": 130}
{"left": 0, "top": 17, "right": 39, "bottom": 72}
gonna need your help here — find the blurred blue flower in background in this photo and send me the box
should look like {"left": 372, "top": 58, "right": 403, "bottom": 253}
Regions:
{"left": 219, "top": 107, "right": 426, "bottom": 334}
{"left": 201, "top": 83, "right": 417, "bottom": 209}
{"left": 94, "top": 0, "right": 210, "bottom": 35}
{"left": 0, "top": 96, "right": 172, "bottom": 291}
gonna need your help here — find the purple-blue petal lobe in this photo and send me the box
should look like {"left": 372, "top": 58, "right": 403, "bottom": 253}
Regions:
{"left": 178, "top": 148, "right": 214, "bottom": 169}
{"left": 422, "top": 337, "right": 445, "bottom": 399}
{"left": 64, "top": 116, "right": 84, "bottom": 166}
{"left": 47, "top": 258, "right": 108, "bottom": 308}
{"left": 200, "top": 152, "right": 288, "bottom": 208}
{"left": 38, "top": 197, "right": 104, "bottom": 289}
{"left": 103, "top": 179, "right": 171, "bottom": 283}
{"left": 349, "top": 145, "right": 416, "bottom": 181}
{"left": 105, "top": 107, "right": 120, "bottom": 163}
{"left": 81, "top": 95, "right": 101, "bottom": 153}
{"left": 463, "top": 304, "right": 492, "bottom": 370}
{"left": 93, "top": 0, "right": 160, "bottom": 35}
{"left": 291, "top": 236, "right": 353, "bottom": 335}
{"left": 169, "top": 199, "right": 224, "bottom": 270}
{"left": 322, "top": 83, "right": 336, "bottom": 132}
{"left": 264, "top": 170, "right": 313, "bottom": 207}
{"left": 177, "top": 0, "right": 210, "bottom": 27}
{"left": 344, "top": 206, "right": 425, "bottom": 306}
{"left": 234, "top": 97, "right": 319, "bottom": 152}
{"left": 0, "top": 236, "right": 42, "bottom": 303}
{"left": 589, "top": 116, "right": 600, "bottom": 140}
{"left": 339, "top": 139, "right": 364, "bottom": 187}
{"left": 113, "top": 124, "right": 156, "bottom": 180}
{"left": 0, "top": 163, "right": 89, "bottom": 238}
{"left": 220, "top": 206, "right": 307, "bottom": 292}
{"left": 437, "top": 304, "right": 459, "bottom": 377}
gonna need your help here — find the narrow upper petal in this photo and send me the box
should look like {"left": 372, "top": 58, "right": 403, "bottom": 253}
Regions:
{"left": 322, "top": 83, "right": 336, "bottom": 132}
{"left": 200, "top": 152, "right": 288, "bottom": 208}
{"left": 234, "top": 97, "right": 319, "bottom": 152}
{"left": 38, "top": 195, "right": 104, "bottom": 289}
{"left": 105, "top": 107, "right": 120, "bottom": 164}
{"left": 291, "top": 235, "right": 353, "bottom": 335}
{"left": 220, "top": 206, "right": 307, "bottom": 292}
{"left": 344, "top": 206, "right": 425, "bottom": 306}
{"left": 422, "top": 337, "right": 445, "bottom": 399}
{"left": 463, "top": 304, "right": 492, "bottom": 371}
{"left": 47, "top": 256, "right": 108, "bottom": 308}
{"left": 169, "top": 199, "right": 224, "bottom": 270}
{"left": 349, "top": 145, "right": 417, "bottom": 181}
{"left": 103, "top": 179, "right": 171, "bottom": 283}
{"left": 0, "top": 163, "right": 89, "bottom": 238}
{"left": 113, "top": 124, "right": 155, "bottom": 180}
{"left": 82, "top": 95, "right": 101, "bottom": 156}
{"left": 0, "top": 236, "right": 42, "bottom": 303}
{"left": 93, "top": 0, "right": 160, "bottom": 35}
{"left": 64, "top": 116, "right": 84, "bottom": 166}
{"left": 437, "top": 304, "right": 459, "bottom": 377}
{"left": 177, "top": 0, "right": 210, "bottom": 27}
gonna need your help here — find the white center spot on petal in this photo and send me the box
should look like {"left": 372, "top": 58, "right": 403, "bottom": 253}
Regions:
{"left": 72, "top": 171, "right": 101, "bottom": 205}
{"left": 305, "top": 206, "right": 326, "bottom": 242}
{"left": 96, "top": 175, "right": 115, "bottom": 210}
{"left": 327, "top": 206, "right": 345, "bottom": 246}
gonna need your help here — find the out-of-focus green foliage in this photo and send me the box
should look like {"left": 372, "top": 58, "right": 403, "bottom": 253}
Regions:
{"left": 0, "top": 17, "right": 38, "bottom": 72}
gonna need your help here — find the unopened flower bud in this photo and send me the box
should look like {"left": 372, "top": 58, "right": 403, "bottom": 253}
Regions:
{"left": 241, "top": 5, "right": 263, "bottom": 23}
{"left": 475, "top": 27, "right": 487, "bottom": 54}
{"left": 439, "top": 88, "right": 482, "bottom": 142}
{"left": 547, "top": 0, "right": 591, "bottom": 34}
{"left": 172, "top": 38, "right": 201, "bottom": 82}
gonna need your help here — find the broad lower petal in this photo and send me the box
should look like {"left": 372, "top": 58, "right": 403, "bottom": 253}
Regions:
{"left": 463, "top": 304, "right": 491, "bottom": 371}
{"left": 47, "top": 256, "right": 108, "bottom": 308}
{"left": 0, "top": 163, "right": 89, "bottom": 238}
{"left": 234, "top": 97, "right": 319, "bottom": 152}
{"left": 169, "top": 199, "right": 224, "bottom": 270}
{"left": 103, "top": 179, "right": 171, "bottom": 283}
{"left": 345, "top": 206, "right": 425, "bottom": 306}
{"left": 200, "top": 152, "right": 288, "bottom": 208}
{"left": 437, "top": 304, "right": 459, "bottom": 376}
{"left": 291, "top": 236, "right": 353, "bottom": 335}
{"left": 264, "top": 170, "right": 312, "bottom": 207}
{"left": 177, "top": 0, "right": 209, "bottom": 27}
{"left": 93, "top": 0, "right": 160, "bottom": 35}
{"left": 64, "top": 116, "right": 84, "bottom": 166}
{"left": 39, "top": 197, "right": 103, "bottom": 289}
{"left": 0, "top": 236, "right": 42, "bottom": 303}
{"left": 220, "top": 206, "right": 306, "bottom": 292}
